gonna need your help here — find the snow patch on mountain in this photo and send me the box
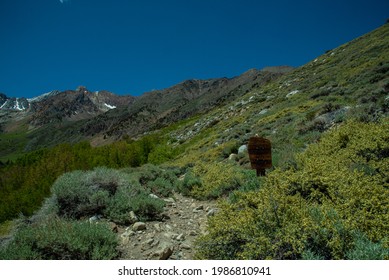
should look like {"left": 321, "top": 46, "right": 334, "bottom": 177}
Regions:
{"left": 27, "top": 90, "right": 60, "bottom": 103}
{"left": 0, "top": 99, "right": 9, "bottom": 109}
{"left": 14, "top": 99, "right": 24, "bottom": 111}
{"left": 104, "top": 103, "right": 116, "bottom": 110}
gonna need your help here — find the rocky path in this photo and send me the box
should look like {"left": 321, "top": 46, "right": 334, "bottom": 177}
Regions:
{"left": 117, "top": 192, "right": 217, "bottom": 260}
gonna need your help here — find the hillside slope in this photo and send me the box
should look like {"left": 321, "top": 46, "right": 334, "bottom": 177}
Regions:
{"left": 166, "top": 23, "right": 389, "bottom": 169}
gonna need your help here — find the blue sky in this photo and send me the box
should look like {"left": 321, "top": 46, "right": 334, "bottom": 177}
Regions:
{"left": 1, "top": 0, "right": 388, "bottom": 98}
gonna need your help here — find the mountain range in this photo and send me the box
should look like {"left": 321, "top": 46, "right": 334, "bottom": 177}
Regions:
{"left": 0, "top": 66, "right": 292, "bottom": 159}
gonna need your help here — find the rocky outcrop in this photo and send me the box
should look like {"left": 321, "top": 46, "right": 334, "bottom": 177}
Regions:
{"left": 28, "top": 88, "right": 135, "bottom": 126}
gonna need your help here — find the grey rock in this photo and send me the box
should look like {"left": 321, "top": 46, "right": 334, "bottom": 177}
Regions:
{"left": 194, "top": 205, "right": 204, "bottom": 211}
{"left": 154, "top": 223, "right": 162, "bottom": 232}
{"left": 228, "top": 153, "right": 238, "bottom": 161}
{"left": 132, "top": 222, "right": 146, "bottom": 231}
{"left": 238, "top": 145, "right": 247, "bottom": 154}
{"left": 155, "top": 243, "right": 174, "bottom": 260}
{"left": 129, "top": 211, "right": 138, "bottom": 223}
{"left": 171, "top": 233, "right": 179, "bottom": 240}
{"left": 180, "top": 243, "right": 191, "bottom": 250}
{"left": 120, "top": 236, "right": 130, "bottom": 245}
{"left": 165, "top": 224, "right": 173, "bottom": 231}
{"left": 145, "top": 238, "right": 154, "bottom": 245}
{"left": 89, "top": 214, "right": 102, "bottom": 223}
{"left": 286, "top": 90, "right": 300, "bottom": 98}
{"left": 149, "top": 193, "right": 159, "bottom": 199}
{"left": 161, "top": 213, "right": 171, "bottom": 220}
{"left": 121, "top": 230, "right": 135, "bottom": 239}
{"left": 176, "top": 233, "right": 185, "bottom": 241}
{"left": 151, "top": 240, "right": 160, "bottom": 247}
{"left": 206, "top": 208, "right": 218, "bottom": 217}
{"left": 163, "top": 198, "right": 175, "bottom": 205}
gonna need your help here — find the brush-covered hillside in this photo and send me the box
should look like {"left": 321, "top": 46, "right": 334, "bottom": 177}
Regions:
{"left": 0, "top": 23, "right": 388, "bottom": 260}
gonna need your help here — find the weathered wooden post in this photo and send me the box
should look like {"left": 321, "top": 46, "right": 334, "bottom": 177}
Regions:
{"left": 248, "top": 136, "right": 272, "bottom": 176}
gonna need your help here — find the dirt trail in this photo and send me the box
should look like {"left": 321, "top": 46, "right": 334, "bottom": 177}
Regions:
{"left": 118, "top": 192, "right": 217, "bottom": 260}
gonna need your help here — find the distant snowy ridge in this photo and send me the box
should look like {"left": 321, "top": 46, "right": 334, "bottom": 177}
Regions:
{"left": 27, "top": 90, "right": 60, "bottom": 103}
{"left": 0, "top": 90, "right": 60, "bottom": 111}
{"left": 0, "top": 97, "right": 29, "bottom": 111}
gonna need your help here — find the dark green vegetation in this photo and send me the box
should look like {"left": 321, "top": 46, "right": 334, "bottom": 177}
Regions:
{"left": 46, "top": 166, "right": 180, "bottom": 223}
{"left": 0, "top": 134, "right": 180, "bottom": 223}
{"left": 0, "top": 218, "right": 119, "bottom": 260}
{"left": 1, "top": 24, "right": 388, "bottom": 259}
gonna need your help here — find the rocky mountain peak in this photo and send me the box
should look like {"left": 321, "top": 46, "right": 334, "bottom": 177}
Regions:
{"left": 76, "top": 85, "right": 89, "bottom": 94}
{"left": 0, "top": 94, "right": 29, "bottom": 111}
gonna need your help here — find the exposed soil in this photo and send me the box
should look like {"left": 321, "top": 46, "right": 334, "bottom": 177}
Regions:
{"left": 117, "top": 192, "right": 217, "bottom": 260}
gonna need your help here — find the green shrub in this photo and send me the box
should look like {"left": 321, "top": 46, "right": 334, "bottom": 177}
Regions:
{"left": 302, "top": 207, "right": 352, "bottom": 259}
{"left": 191, "top": 162, "right": 250, "bottom": 199}
{"left": 147, "top": 177, "right": 173, "bottom": 197}
{"left": 179, "top": 170, "right": 202, "bottom": 196}
{"left": 0, "top": 220, "right": 14, "bottom": 237}
{"left": 301, "top": 249, "right": 325, "bottom": 260}
{"left": 221, "top": 141, "right": 239, "bottom": 158}
{"left": 131, "top": 164, "right": 181, "bottom": 197}
{"left": 51, "top": 168, "right": 119, "bottom": 219}
{"left": 346, "top": 232, "right": 389, "bottom": 260}
{"left": 136, "top": 164, "right": 162, "bottom": 184}
{"left": 104, "top": 187, "right": 134, "bottom": 224}
{"left": 228, "top": 169, "right": 261, "bottom": 203}
{"left": 128, "top": 193, "right": 165, "bottom": 221}
{"left": 147, "top": 144, "right": 177, "bottom": 164}
{"left": 47, "top": 166, "right": 169, "bottom": 224}
{"left": 0, "top": 218, "right": 118, "bottom": 260}
{"left": 105, "top": 187, "right": 165, "bottom": 223}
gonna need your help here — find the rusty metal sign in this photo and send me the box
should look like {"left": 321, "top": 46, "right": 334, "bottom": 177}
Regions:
{"left": 248, "top": 136, "right": 272, "bottom": 176}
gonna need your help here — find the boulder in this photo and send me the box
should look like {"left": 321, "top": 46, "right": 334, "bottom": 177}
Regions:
{"left": 89, "top": 214, "right": 102, "bottom": 223}
{"left": 238, "top": 145, "right": 248, "bottom": 154}
{"left": 129, "top": 211, "right": 138, "bottom": 223}
{"left": 180, "top": 243, "right": 191, "bottom": 250}
{"left": 132, "top": 222, "right": 146, "bottom": 231}
{"left": 228, "top": 153, "right": 238, "bottom": 161}
{"left": 163, "top": 198, "right": 176, "bottom": 206}
{"left": 149, "top": 193, "right": 159, "bottom": 199}
{"left": 154, "top": 242, "right": 174, "bottom": 260}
